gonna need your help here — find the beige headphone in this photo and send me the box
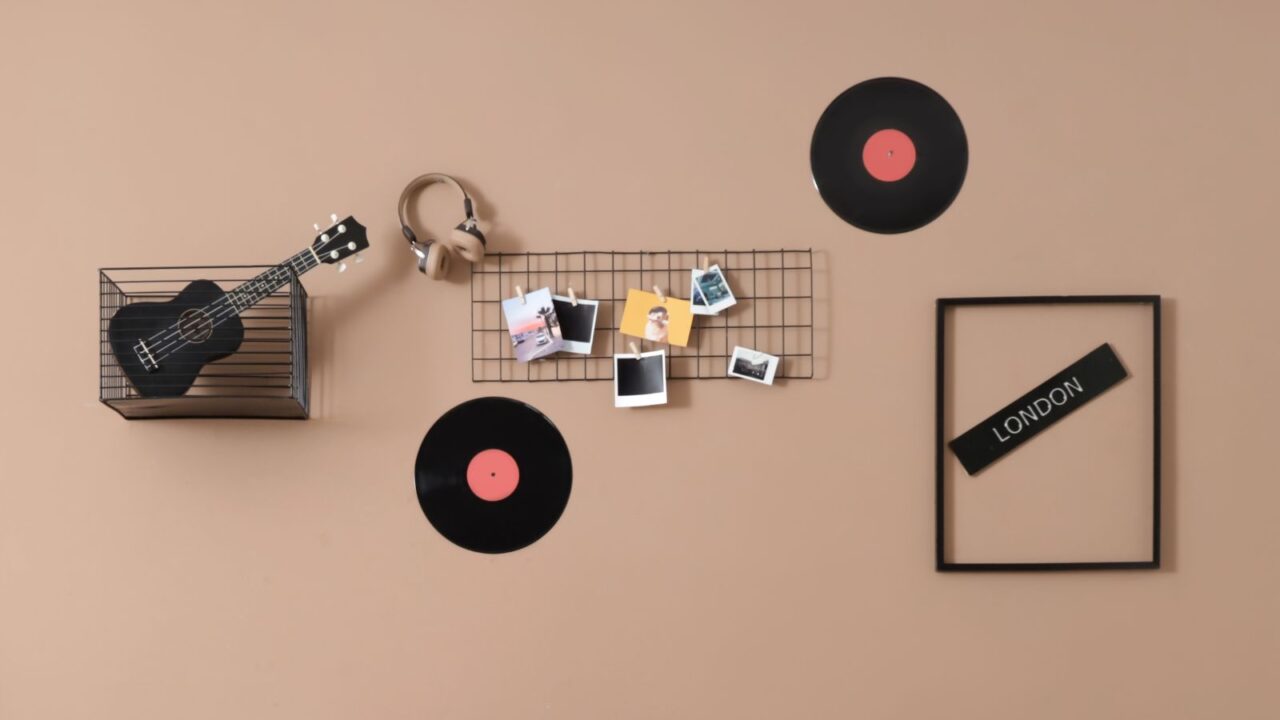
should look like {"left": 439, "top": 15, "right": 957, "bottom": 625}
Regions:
{"left": 398, "top": 173, "right": 487, "bottom": 279}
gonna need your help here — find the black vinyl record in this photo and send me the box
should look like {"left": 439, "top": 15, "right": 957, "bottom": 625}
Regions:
{"left": 810, "top": 77, "right": 968, "bottom": 234}
{"left": 415, "top": 397, "right": 572, "bottom": 554}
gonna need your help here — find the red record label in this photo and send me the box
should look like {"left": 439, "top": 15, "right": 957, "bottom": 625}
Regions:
{"left": 467, "top": 448, "right": 519, "bottom": 501}
{"left": 862, "top": 128, "right": 916, "bottom": 182}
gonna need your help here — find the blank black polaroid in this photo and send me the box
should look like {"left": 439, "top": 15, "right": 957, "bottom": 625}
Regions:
{"left": 936, "top": 296, "right": 1161, "bottom": 572}
{"left": 614, "top": 351, "right": 667, "bottom": 407}
{"left": 551, "top": 295, "right": 599, "bottom": 355}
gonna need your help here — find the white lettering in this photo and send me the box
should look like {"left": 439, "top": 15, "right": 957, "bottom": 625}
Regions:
{"left": 1004, "top": 416, "right": 1024, "bottom": 435}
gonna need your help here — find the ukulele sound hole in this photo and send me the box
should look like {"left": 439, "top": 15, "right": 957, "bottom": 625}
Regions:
{"left": 178, "top": 308, "right": 214, "bottom": 343}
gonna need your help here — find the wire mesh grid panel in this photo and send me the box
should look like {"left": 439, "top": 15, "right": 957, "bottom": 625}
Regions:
{"left": 470, "top": 250, "right": 814, "bottom": 382}
{"left": 99, "top": 265, "right": 309, "bottom": 419}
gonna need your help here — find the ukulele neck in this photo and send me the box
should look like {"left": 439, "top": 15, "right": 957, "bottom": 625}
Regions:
{"left": 224, "top": 248, "right": 319, "bottom": 314}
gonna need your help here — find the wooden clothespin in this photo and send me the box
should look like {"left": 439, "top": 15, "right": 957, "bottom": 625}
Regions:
{"left": 653, "top": 285, "right": 666, "bottom": 303}
{"left": 701, "top": 256, "right": 710, "bottom": 273}
{"left": 628, "top": 341, "right": 642, "bottom": 359}
{"left": 567, "top": 287, "right": 578, "bottom": 306}
{"left": 515, "top": 285, "right": 525, "bottom": 304}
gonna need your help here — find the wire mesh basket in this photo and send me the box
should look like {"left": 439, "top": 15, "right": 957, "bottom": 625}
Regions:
{"left": 99, "top": 265, "right": 308, "bottom": 419}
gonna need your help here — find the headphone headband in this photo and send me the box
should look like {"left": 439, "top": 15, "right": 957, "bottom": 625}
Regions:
{"left": 398, "top": 173, "right": 476, "bottom": 245}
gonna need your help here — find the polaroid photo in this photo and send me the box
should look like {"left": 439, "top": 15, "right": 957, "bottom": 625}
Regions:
{"left": 551, "top": 295, "right": 599, "bottom": 355}
{"left": 619, "top": 288, "right": 694, "bottom": 347}
{"left": 728, "top": 346, "right": 779, "bottom": 385}
{"left": 614, "top": 350, "right": 668, "bottom": 407}
{"left": 500, "top": 287, "right": 565, "bottom": 362}
{"left": 690, "top": 271, "right": 710, "bottom": 314}
{"left": 691, "top": 264, "right": 736, "bottom": 315}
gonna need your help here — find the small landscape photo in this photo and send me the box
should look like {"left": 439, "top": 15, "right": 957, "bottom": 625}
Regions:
{"left": 690, "top": 271, "right": 709, "bottom": 314}
{"left": 692, "top": 264, "right": 737, "bottom": 315}
{"left": 500, "top": 287, "right": 565, "bottom": 362}
{"left": 728, "top": 346, "right": 779, "bottom": 385}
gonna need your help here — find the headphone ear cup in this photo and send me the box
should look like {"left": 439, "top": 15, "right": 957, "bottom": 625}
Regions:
{"left": 448, "top": 226, "right": 487, "bottom": 263}
{"left": 418, "top": 241, "right": 451, "bottom": 280}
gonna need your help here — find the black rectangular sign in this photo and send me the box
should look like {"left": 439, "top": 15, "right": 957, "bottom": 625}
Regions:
{"left": 948, "top": 343, "right": 1129, "bottom": 476}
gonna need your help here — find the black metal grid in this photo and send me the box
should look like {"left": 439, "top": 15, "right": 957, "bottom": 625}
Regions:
{"left": 470, "top": 250, "right": 814, "bottom": 382}
{"left": 99, "top": 265, "right": 309, "bottom": 419}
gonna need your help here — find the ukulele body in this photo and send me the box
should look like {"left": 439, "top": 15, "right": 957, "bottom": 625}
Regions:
{"left": 108, "top": 280, "right": 245, "bottom": 398}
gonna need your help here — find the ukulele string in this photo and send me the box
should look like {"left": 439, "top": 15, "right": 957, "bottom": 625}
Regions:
{"left": 149, "top": 266, "right": 300, "bottom": 361}
{"left": 146, "top": 261, "right": 291, "bottom": 354}
{"left": 147, "top": 251, "right": 318, "bottom": 360}
{"left": 141, "top": 260, "right": 293, "bottom": 348}
{"left": 149, "top": 252, "right": 317, "bottom": 359}
{"left": 140, "top": 244, "right": 320, "bottom": 351}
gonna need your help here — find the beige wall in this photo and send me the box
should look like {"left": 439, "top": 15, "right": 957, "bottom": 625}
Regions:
{"left": 2, "top": 1, "right": 1279, "bottom": 717}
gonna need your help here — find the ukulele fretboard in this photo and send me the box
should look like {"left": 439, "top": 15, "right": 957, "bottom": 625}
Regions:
{"left": 224, "top": 250, "right": 318, "bottom": 313}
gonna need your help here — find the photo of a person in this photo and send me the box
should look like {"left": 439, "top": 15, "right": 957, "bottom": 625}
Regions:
{"left": 619, "top": 288, "right": 693, "bottom": 346}
{"left": 644, "top": 306, "right": 669, "bottom": 342}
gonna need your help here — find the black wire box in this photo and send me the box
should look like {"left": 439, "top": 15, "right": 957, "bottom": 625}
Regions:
{"left": 99, "top": 265, "right": 309, "bottom": 419}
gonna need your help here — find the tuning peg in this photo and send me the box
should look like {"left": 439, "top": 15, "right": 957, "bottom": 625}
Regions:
{"left": 330, "top": 213, "right": 338, "bottom": 224}
{"left": 338, "top": 262, "right": 348, "bottom": 273}
{"left": 355, "top": 253, "right": 365, "bottom": 264}
{"left": 337, "top": 224, "right": 346, "bottom": 234}
{"left": 313, "top": 223, "right": 321, "bottom": 232}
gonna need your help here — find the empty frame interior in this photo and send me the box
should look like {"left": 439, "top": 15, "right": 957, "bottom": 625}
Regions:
{"left": 939, "top": 300, "right": 1158, "bottom": 567}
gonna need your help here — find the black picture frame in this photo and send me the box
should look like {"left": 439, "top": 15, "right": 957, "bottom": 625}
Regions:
{"left": 935, "top": 295, "right": 1162, "bottom": 572}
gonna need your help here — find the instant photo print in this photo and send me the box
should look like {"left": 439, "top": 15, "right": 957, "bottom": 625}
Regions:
{"left": 728, "top": 346, "right": 779, "bottom": 385}
{"left": 620, "top": 289, "right": 693, "bottom": 347}
{"left": 500, "top": 287, "right": 565, "bottom": 362}
{"left": 691, "top": 265, "right": 737, "bottom": 315}
{"left": 551, "top": 295, "right": 599, "bottom": 355}
{"left": 614, "top": 350, "right": 668, "bottom": 407}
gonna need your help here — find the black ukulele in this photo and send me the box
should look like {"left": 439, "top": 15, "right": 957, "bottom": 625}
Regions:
{"left": 108, "top": 216, "right": 368, "bottom": 397}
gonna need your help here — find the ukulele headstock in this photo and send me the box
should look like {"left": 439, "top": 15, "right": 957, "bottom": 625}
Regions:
{"left": 313, "top": 215, "right": 369, "bottom": 271}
